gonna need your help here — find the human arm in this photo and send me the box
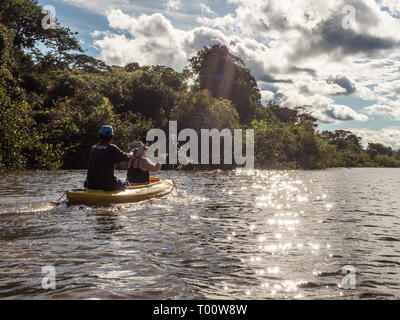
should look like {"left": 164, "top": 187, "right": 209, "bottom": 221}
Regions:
{"left": 139, "top": 157, "right": 162, "bottom": 172}
{"left": 111, "top": 145, "right": 132, "bottom": 163}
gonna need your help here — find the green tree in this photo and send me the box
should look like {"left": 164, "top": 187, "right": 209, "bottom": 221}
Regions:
{"left": 294, "top": 120, "right": 320, "bottom": 169}
{"left": 170, "top": 90, "right": 240, "bottom": 131}
{"left": 367, "top": 143, "right": 393, "bottom": 158}
{"left": 124, "top": 62, "right": 140, "bottom": 72}
{"left": 0, "top": 86, "right": 34, "bottom": 169}
{"left": 0, "top": 0, "right": 82, "bottom": 61}
{"left": 319, "top": 130, "right": 363, "bottom": 166}
{"left": 366, "top": 143, "right": 400, "bottom": 167}
{"left": 104, "top": 65, "right": 187, "bottom": 126}
{"left": 187, "top": 44, "right": 261, "bottom": 123}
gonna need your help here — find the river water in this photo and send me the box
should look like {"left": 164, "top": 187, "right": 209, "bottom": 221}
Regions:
{"left": 0, "top": 168, "right": 399, "bottom": 299}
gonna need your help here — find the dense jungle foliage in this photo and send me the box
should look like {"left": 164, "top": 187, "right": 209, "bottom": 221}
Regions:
{"left": 1, "top": 0, "right": 399, "bottom": 170}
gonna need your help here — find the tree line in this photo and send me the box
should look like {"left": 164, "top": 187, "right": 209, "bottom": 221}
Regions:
{"left": 1, "top": 0, "right": 399, "bottom": 170}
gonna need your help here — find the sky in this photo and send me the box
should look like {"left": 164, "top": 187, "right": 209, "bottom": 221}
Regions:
{"left": 38, "top": 0, "right": 400, "bottom": 148}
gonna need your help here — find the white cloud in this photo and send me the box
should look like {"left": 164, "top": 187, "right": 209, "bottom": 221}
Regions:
{"left": 199, "top": 3, "right": 215, "bottom": 16}
{"left": 377, "top": 0, "right": 400, "bottom": 16}
{"left": 271, "top": 85, "right": 368, "bottom": 123}
{"left": 349, "top": 126, "right": 400, "bottom": 148}
{"left": 357, "top": 85, "right": 376, "bottom": 101}
{"left": 375, "top": 79, "right": 400, "bottom": 97}
{"left": 60, "top": 0, "right": 150, "bottom": 15}
{"left": 196, "top": 14, "right": 236, "bottom": 31}
{"left": 93, "top": 9, "right": 228, "bottom": 70}
{"left": 306, "top": 79, "right": 347, "bottom": 95}
{"left": 364, "top": 103, "right": 400, "bottom": 120}
{"left": 261, "top": 90, "right": 275, "bottom": 104}
{"left": 89, "top": 0, "right": 400, "bottom": 124}
{"left": 316, "top": 104, "right": 369, "bottom": 123}
{"left": 166, "top": 0, "right": 181, "bottom": 11}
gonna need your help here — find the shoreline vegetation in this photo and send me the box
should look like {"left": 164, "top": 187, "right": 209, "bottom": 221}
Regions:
{"left": 1, "top": 0, "right": 400, "bottom": 172}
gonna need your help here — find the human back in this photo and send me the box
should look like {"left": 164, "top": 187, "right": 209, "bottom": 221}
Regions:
{"left": 127, "top": 156, "right": 150, "bottom": 184}
{"left": 85, "top": 125, "right": 131, "bottom": 191}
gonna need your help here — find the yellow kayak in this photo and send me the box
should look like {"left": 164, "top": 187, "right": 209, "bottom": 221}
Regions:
{"left": 66, "top": 178, "right": 174, "bottom": 205}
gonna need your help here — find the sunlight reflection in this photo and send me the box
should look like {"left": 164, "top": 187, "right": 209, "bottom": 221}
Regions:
{"left": 232, "top": 170, "right": 337, "bottom": 299}
{"left": 267, "top": 267, "right": 280, "bottom": 274}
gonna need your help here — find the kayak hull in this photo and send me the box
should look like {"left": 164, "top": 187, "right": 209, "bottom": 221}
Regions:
{"left": 66, "top": 178, "right": 173, "bottom": 205}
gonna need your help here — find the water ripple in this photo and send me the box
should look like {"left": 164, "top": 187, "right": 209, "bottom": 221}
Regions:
{"left": 0, "top": 168, "right": 399, "bottom": 299}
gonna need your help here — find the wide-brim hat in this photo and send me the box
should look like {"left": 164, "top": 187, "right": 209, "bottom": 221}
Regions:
{"left": 130, "top": 141, "right": 150, "bottom": 152}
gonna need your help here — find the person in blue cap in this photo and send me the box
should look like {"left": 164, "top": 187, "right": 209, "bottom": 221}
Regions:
{"left": 84, "top": 125, "right": 132, "bottom": 191}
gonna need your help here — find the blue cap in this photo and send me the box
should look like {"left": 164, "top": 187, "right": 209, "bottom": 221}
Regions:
{"left": 99, "top": 125, "right": 113, "bottom": 137}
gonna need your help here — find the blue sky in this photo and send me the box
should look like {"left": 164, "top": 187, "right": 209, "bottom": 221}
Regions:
{"left": 38, "top": 0, "right": 400, "bottom": 147}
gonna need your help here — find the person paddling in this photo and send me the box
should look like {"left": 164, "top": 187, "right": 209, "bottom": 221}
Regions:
{"left": 84, "top": 125, "right": 132, "bottom": 191}
{"left": 127, "top": 141, "right": 162, "bottom": 184}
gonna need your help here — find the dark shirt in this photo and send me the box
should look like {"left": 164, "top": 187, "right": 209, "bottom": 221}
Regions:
{"left": 86, "top": 142, "right": 130, "bottom": 191}
{"left": 127, "top": 158, "right": 150, "bottom": 184}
